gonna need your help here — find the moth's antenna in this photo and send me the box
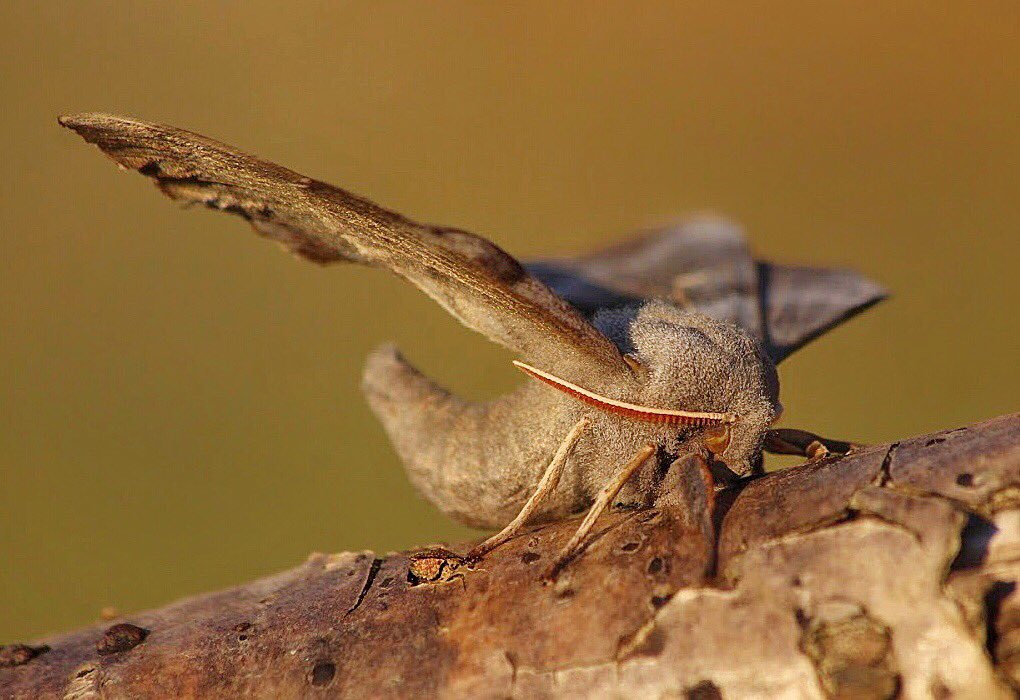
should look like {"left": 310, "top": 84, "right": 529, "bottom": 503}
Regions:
{"left": 513, "top": 361, "right": 737, "bottom": 427}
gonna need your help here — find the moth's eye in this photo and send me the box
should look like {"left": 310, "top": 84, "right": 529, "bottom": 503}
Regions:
{"left": 704, "top": 425, "right": 732, "bottom": 455}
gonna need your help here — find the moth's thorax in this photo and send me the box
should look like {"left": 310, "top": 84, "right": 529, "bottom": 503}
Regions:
{"left": 626, "top": 302, "right": 780, "bottom": 475}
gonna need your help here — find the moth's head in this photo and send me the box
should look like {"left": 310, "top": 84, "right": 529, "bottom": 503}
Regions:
{"left": 626, "top": 302, "right": 781, "bottom": 476}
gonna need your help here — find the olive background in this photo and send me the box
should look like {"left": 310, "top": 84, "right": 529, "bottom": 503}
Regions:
{"left": 1, "top": 3, "right": 1017, "bottom": 641}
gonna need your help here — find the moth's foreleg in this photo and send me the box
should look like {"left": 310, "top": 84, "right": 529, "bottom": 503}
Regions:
{"left": 543, "top": 443, "right": 656, "bottom": 582}
{"left": 764, "top": 428, "right": 860, "bottom": 462}
{"left": 466, "top": 417, "right": 590, "bottom": 561}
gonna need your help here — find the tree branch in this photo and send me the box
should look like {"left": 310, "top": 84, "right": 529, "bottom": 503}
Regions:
{"left": 2, "top": 414, "right": 1018, "bottom": 699}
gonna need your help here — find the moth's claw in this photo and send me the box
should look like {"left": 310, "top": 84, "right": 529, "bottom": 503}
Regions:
{"left": 764, "top": 428, "right": 858, "bottom": 462}
{"left": 805, "top": 440, "right": 830, "bottom": 462}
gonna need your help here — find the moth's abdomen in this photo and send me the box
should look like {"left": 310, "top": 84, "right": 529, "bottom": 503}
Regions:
{"left": 362, "top": 345, "right": 578, "bottom": 529}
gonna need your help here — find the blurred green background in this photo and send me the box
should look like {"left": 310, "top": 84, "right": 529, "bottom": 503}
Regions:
{"left": 1, "top": 2, "right": 1017, "bottom": 642}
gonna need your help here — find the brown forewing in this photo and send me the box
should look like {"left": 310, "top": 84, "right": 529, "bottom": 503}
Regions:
{"left": 59, "top": 113, "right": 633, "bottom": 391}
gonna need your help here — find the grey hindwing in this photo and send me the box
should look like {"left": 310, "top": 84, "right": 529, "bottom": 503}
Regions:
{"left": 526, "top": 217, "right": 887, "bottom": 363}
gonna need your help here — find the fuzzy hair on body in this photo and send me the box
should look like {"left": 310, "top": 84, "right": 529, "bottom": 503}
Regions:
{"left": 364, "top": 302, "right": 779, "bottom": 528}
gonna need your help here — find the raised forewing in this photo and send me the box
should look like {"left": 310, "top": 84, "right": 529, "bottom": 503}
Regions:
{"left": 60, "top": 113, "right": 634, "bottom": 390}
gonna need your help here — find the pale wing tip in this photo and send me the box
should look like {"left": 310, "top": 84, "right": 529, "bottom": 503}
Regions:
{"left": 57, "top": 112, "right": 87, "bottom": 129}
{"left": 838, "top": 269, "right": 891, "bottom": 314}
{"left": 865, "top": 278, "right": 891, "bottom": 305}
{"left": 58, "top": 113, "right": 153, "bottom": 146}
{"left": 58, "top": 112, "right": 126, "bottom": 131}
{"left": 57, "top": 113, "right": 87, "bottom": 129}
{"left": 58, "top": 113, "right": 171, "bottom": 173}
{"left": 763, "top": 265, "right": 891, "bottom": 363}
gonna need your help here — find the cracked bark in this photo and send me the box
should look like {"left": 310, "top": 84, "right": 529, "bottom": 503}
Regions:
{"left": 2, "top": 414, "right": 1018, "bottom": 699}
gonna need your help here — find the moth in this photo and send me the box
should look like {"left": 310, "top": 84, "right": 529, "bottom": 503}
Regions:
{"left": 60, "top": 114, "right": 886, "bottom": 578}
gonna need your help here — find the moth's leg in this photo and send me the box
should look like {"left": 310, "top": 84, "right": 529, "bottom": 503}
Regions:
{"left": 465, "top": 417, "right": 590, "bottom": 561}
{"left": 543, "top": 444, "right": 656, "bottom": 582}
{"left": 764, "top": 428, "right": 860, "bottom": 462}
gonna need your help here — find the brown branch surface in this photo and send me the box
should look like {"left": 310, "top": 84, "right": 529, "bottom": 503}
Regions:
{"left": 2, "top": 414, "right": 1019, "bottom": 699}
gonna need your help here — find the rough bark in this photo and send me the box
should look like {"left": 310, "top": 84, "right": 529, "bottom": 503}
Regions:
{"left": 2, "top": 414, "right": 1018, "bottom": 699}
